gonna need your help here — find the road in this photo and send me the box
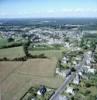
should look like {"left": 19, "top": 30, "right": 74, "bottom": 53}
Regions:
{"left": 50, "top": 52, "right": 89, "bottom": 100}
{"left": 50, "top": 73, "right": 75, "bottom": 100}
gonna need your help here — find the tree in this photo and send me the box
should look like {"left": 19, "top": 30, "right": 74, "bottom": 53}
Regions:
{"left": 8, "top": 37, "right": 14, "bottom": 42}
{"left": 85, "top": 83, "right": 92, "bottom": 88}
{"left": 23, "top": 36, "right": 31, "bottom": 57}
{"left": 71, "top": 67, "right": 76, "bottom": 72}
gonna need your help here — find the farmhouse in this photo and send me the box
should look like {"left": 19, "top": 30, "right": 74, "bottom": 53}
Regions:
{"left": 37, "top": 85, "right": 47, "bottom": 96}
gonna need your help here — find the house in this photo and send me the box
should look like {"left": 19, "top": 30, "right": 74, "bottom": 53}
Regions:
{"left": 83, "top": 65, "right": 91, "bottom": 69}
{"left": 62, "top": 56, "right": 67, "bottom": 64}
{"left": 78, "top": 71, "right": 83, "bottom": 77}
{"left": 85, "top": 58, "right": 92, "bottom": 65}
{"left": 82, "top": 65, "right": 95, "bottom": 74}
{"left": 66, "top": 69, "right": 71, "bottom": 77}
{"left": 87, "top": 68, "right": 95, "bottom": 74}
{"left": 31, "top": 98, "right": 36, "bottom": 100}
{"left": 65, "top": 86, "right": 75, "bottom": 95}
{"left": 73, "top": 73, "right": 80, "bottom": 85}
{"left": 57, "top": 95, "right": 69, "bottom": 100}
{"left": 37, "top": 85, "right": 47, "bottom": 96}
{"left": 75, "top": 57, "right": 81, "bottom": 61}
{"left": 56, "top": 68, "right": 67, "bottom": 77}
{"left": 72, "top": 61, "right": 77, "bottom": 65}
{"left": 64, "top": 42, "right": 70, "bottom": 48}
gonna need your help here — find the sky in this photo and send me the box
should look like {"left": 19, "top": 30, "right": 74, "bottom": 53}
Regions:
{"left": 0, "top": 0, "right": 97, "bottom": 18}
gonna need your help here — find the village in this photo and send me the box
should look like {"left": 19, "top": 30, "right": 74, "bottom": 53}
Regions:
{"left": 0, "top": 24, "right": 97, "bottom": 100}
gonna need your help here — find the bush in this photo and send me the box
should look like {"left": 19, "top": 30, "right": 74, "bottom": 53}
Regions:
{"left": 85, "top": 83, "right": 92, "bottom": 88}
{"left": 71, "top": 67, "right": 76, "bottom": 72}
{"left": 84, "top": 90, "right": 91, "bottom": 95}
{"left": 0, "top": 56, "right": 27, "bottom": 61}
{"left": 38, "top": 54, "right": 47, "bottom": 58}
{"left": 0, "top": 42, "right": 23, "bottom": 49}
{"left": 8, "top": 37, "right": 14, "bottom": 42}
{"left": 12, "top": 56, "right": 27, "bottom": 61}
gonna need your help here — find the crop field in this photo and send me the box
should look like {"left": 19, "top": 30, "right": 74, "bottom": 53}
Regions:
{"left": 17, "top": 59, "right": 57, "bottom": 77}
{"left": 0, "top": 46, "right": 25, "bottom": 58}
{"left": 0, "top": 61, "right": 23, "bottom": 82}
{"left": 0, "top": 59, "right": 63, "bottom": 100}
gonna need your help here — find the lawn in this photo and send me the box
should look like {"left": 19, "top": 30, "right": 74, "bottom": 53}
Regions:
{"left": 20, "top": 86, "right": 55, "bottom": 100}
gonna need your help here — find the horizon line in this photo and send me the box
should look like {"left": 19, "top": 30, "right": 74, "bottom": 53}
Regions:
{"left": 0, "top": 17, "right": 97, "bottom": 19}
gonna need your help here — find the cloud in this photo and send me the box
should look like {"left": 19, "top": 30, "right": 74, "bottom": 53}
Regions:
{"left": 62, "top": 8, "right": 97, "bottom": 13}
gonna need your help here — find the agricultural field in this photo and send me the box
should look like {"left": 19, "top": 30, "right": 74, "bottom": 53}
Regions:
{"left": 0, "top": 59, "right": 64, "bottom": 100}
{"left": 0, "top": 46, "right": 25, "bottom": 58}
{"left": 29, "top": 49, "right": 63, "bottom": 60}
{"left": 0, "top": 37, "right": 8, "bottom": 48}
{"left": 0, "top": 43, "right": 64, "bottom": 100}
{"left": 0, "top": 45, "right": 64, "bottom": 59}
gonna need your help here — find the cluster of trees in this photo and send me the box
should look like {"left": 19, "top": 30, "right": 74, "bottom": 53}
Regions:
{"left": 0, "top": 56, "right": 27, "bottom": 61}
{"left": 0, "top": 54, "right": 47, "bottom": 61}
{"left": 7, "top": 37, "right": 14, "bottom": 42}
{"left": 80, "top": 35, "right": 97, "bottom": 51}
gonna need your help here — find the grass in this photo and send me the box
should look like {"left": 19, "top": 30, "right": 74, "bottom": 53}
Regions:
{"left": 29, "top": 49, "right": 63, "bottom": 60}
{"left": 20, "top": 86, "right": 55, "bottom": 100}
{"left": 0, "top": 37, "right": 8, "bottom": 47}
{"left": 0, "top": 46, "right": 25, "bottom": 58}
{"left": 72, "top": 78, "right": 97, "bottom": 100}
{"left": 0, "top": 46, "right": 64, "bottom": 60}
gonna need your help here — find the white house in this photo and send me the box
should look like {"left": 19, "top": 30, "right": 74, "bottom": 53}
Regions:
{"left": 73, "top": 73, "right": 80, "bottom": 85}
{"left": 87, "top": 68, "right": 95, "bottom": 74}
{"left": 83, "top": 65, "right": 91, "bottom": 69}
{"left": 56, "top": 68, "right": 66, "bottom": 77}
{"left": 72, "top": 61, "right": 77, "bottom": 65}
{"left": 78, "top": 71, "right": 83, "bottom": 77}
{"left": 37, "top": 91, "right": 41, "bottom": 96}
{"left": 62, "top": 56, "right": 67, "bottom": 64}
{"left": 31, "top": 98, "right": 36, "bottom": 100}
{"left": 65, "top": 86, "right": 75, "bottom": 95}
{"left": 58, "top": 95, "right": 69, "bottom": 100}
{"left": 64, "top": 42, "right": 70, "bottom": 48}
{"left": 82, "top": 65, "right": 95, "bottom": 74}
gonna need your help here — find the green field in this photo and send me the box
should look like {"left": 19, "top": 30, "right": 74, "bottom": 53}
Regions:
{"left": 30, "top": 50, "right": 63, "bottom": 59}
{"left": 0, "top": 37, "right": 8, "bottom": 47}
{"left": 0, "top": 46, "right": 64, "bottom": 60}
{"left": 0, "top": 46, "right": 25, "bottom": 58}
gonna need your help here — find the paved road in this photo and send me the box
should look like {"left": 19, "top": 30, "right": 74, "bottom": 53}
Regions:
{"left": 50, "top": 52, "right": 88, "bottom": 100}
{"left": 50, "top": 73, "right": 75, "bottom": 100}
